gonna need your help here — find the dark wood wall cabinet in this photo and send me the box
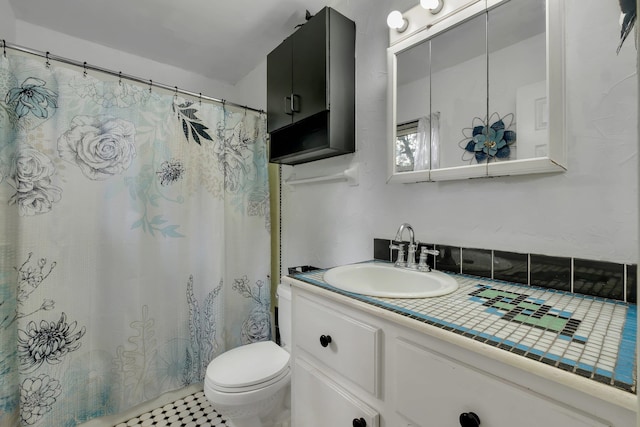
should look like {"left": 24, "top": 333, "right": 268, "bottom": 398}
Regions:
{"left": 267, "top": 7, "right": 355, "bottom": 165}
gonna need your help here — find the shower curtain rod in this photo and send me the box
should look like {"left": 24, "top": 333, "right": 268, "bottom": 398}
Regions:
{"left": 1, "top": 40, "right": 264, "bottom": 114}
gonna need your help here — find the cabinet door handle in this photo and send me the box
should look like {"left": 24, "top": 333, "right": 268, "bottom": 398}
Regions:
{"left": 319, "top": 334, "right": 332, "bottom": 347}
{"left": 459, "top": 412, "right": 481, "bottom": 427}
{"left": 291, "top": 94, "right": 300, "bottom": 113}
{"left": 352, "top": 417, "right": 366, "bottom": 427}
{"left": 284, "top": 96, "right": 293, "bottom": 115}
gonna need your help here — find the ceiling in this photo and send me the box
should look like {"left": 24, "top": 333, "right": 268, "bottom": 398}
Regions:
{"left": 8, "top": 0, "right": 334, "bottom": 85}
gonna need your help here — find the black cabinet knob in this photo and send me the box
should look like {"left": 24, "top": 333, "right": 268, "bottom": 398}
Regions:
{"left": 319, "top": 334, "right": 332, "bottom": 347}
{"left": 459, "top": 412, "right": 481, "bottom": 427}
{"left": 352, "top": 417, "right": 366, "bottom": 427}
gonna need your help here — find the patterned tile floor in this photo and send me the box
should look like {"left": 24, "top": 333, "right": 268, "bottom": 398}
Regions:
{"left": 294, "top": 263, "right": 637, "bottom": 393}
{"left": 114, "top": 391, "right": 229, "bottom": 427}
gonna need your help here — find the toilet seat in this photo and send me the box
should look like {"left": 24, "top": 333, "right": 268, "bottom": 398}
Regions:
{"left": 206, "top": 341, "right": 290, "bottom": 393}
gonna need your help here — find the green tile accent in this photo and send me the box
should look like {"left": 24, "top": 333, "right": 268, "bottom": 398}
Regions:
{"left": 513, "top": 314, "right": 568, "bottom": 332}
{"left": 495, "top": 301, "right": 517, "bottom": 311}
{"left": 470, "top": 285, "right": 579, "bottom": 337}
{"left": 519, "top": 302, "right": 543, "bottom": 311}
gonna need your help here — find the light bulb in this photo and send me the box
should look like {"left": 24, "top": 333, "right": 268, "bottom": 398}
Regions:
{"left": 420, "top": 0, "right": 438, "bottom": 8}
{"left": 421, "top": 0, "right": 444, "bottom": 14}
{"left": 386, "top": 11, "right": 403, "bottom": 29}
{"left": 386, "top": 10, "right": 408, "bottom": 32}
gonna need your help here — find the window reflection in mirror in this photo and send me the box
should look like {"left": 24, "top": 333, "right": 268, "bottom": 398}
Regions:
{"left": 395, "top": 40, "right": 430, "bottom": 173}
{"left": 395, "top": 121, "right": 418, "bottom": 172}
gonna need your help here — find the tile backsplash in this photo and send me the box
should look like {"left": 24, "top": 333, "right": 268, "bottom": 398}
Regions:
{"left": 374, "top": 238, "right": 637, "bottom": 303}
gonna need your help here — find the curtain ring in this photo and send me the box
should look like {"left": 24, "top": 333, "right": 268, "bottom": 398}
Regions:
{"left": 118, "top": 71, "right": 122, "bottom": 85}
{"left": 45, "top": 51, "right": 51, "bottom": 69}
{"left": 2, "top": 40, "right": 6, "bottom": 58}
{"left": 83, "top": 61, "right": 87, "bottom": 77}
{"left": 199, "top": 92, "right": 202, "bottom": 106}
{"left": 149, "top": 79, "right": 152, "bottom": 93}
{"left": 174, "top": 86, "right": 178, "bottom": 100}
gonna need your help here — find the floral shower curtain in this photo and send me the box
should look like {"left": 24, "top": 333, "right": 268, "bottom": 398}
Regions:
{"left": 0, "top": 52, "right": 271, "bottom": 426}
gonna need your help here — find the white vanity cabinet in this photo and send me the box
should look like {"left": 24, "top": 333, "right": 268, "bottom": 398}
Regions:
{"left": 293, "top": 357, "right": 379, "bottom": 427}
{"left": 287, "top": 281, "right": 636, "bottom": 427}
{"left": 291, "top": 291, "right": 381, "bottom": 427}
{"left": 394, "top": 337, "right": 609, "bottom": 427}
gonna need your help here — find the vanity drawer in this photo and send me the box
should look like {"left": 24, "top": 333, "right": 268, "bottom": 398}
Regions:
{"left": 394, "top": 337, "right": 611, "bottom": 427}
{"left": 292, "top": 357, "right": 379, "bottom": 427}
{"left": 293, "top": 293, "right": 381, "bottom": 396}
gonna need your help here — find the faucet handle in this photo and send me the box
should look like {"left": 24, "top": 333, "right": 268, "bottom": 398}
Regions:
{"left": 389, "top": 243, "right": 406, "bottom": 267}
{"left": 421, "top": 246, "right": 440, "bottom": 256}
{"left": 418, "top": 246, "right": 439, "bottom": 272}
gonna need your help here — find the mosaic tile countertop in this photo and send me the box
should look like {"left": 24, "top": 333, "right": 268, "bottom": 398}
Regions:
{"left": 291, "top": 262, "right": 637, "bottom": 394}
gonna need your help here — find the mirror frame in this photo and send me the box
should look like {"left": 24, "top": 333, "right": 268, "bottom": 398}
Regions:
{"left": 387, "top": 0, "right": 566, "bottom": 183}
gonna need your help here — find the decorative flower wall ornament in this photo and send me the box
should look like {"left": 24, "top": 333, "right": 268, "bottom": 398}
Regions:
{"left": 57, "top": 115, "right": 137, "bottom": 180}
{"left": 17, "top": 312, "right": 86, "bottom": 373}
{"left": 5, "top": 77, "right": 58, "bottom": 119}
{"left": 617, "top": 0, "right": 636, "bottom": 54}
{"left": 460, "top": 112, "right": 516, "bottom": 163}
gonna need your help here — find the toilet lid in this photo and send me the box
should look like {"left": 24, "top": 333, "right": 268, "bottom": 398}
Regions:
{"left": 206, "top": 341, "right": 289, "bottom": 390}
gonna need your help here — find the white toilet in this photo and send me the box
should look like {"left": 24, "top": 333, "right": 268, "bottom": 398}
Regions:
{"left": 204, "top": 283, "right": 292, "bottom": 427}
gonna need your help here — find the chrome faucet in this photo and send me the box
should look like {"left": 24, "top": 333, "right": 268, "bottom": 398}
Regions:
{"left": 393, "top": 223, "right": 417, "bottom": 268}
{"left": 390, "top": 223, "right": 440, "bottom": 271}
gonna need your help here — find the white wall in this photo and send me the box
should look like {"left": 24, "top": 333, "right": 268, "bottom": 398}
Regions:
{"left": 271, "top": 0, "right": 637, "bottom": 272}
{"left": 13, "top": 20, "right": 237, "bottom": 103}
{"left": 0, "top": 0, "right": 16, "bottom": 41}
{"left": 235, "top": 59, "right": 267, "bottom": 111}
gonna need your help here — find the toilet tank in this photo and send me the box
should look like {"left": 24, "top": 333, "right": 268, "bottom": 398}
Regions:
{"left": 276, "top": 283, "right": 292, "bottom": 351}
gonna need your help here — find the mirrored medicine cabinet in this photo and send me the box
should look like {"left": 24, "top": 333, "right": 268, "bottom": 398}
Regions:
{"left": 387, "top": 0, "right": 566, "bottom": 183}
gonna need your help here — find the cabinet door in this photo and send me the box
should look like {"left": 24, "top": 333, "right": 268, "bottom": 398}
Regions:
{"left": 293, "top": 357, "right": 379, "bottom": 427}
{"left": 267, "top": 37, "right": 293, "bottom": 132}
{"left": 291, "top": 8, "right": 328, "bottom": 123}
{"left": 294, "top": 294, "right": 380, "bottom": 395}
{"left": 394, "top": 338, "right": 611, "bottom": 427}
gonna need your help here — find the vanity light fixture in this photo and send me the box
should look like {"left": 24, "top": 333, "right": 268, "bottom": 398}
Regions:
{"left": 420, "top": 0, "right": 444, "bottom": 14}
{"left": 387, "top": 10, "right": 409, "bottom": 32}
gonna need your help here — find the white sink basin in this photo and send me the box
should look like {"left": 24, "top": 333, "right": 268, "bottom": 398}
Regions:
{"left": 323, "top": 263, "right": 458, "bottom": 298}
